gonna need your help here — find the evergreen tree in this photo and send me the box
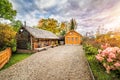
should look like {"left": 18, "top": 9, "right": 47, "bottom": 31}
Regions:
{"left": 70, "top": 18, "right": 77, "bottom": 30}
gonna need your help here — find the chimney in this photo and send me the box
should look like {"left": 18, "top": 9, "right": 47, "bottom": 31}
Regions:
{"left": 24, "top": 21, "right": 26, "bottom": 27}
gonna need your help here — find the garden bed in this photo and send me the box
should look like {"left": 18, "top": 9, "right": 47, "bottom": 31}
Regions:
{"left": 83, "top": 44, "right": 120, "bottom": 80}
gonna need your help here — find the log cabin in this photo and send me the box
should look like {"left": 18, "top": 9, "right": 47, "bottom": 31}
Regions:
{"left": 17, "top": 26, "right": 59, "bottom": 50}
{"left": 65, "top": 30, "right": 82, "bottom": 45}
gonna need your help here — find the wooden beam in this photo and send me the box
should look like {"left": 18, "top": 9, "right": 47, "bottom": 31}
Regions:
{"left": 30, "top": 36, "right": 33, "bottom": 50}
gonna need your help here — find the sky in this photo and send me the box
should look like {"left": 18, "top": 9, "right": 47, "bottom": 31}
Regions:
{"left": 9, "top": 0, "right": 120, "bottom": 35}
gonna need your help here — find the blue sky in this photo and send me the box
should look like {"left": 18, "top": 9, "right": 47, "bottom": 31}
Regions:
{"left": 9, "top": 0, "right": 120, "bottom": 35}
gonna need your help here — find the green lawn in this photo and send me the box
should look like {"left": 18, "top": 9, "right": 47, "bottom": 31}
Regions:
{"left": 1, "top": 53, "right": 32, "bottom": 70}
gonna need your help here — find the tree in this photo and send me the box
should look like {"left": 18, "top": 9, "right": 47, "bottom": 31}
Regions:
{"left": 0, "top": 0, "right": 16, "bottom": 21}
{"left": 60, "top": 22, "right": 66, "bottom": 30}
{"left": 60, "top": 30, "right": 66, "bottom": 36}
{"left": 0, "top": 24, "right": 16, "bottom": 50}
{"left": 11, "top": 20, "right": 22, "bottom": 32}
{"left": 59, "top": 22, "right": 67, "bottom": 36}
{"left": 70, "top": 18, "right": 77, "bottom": 30}
{"left": 38, "top": 18, "right": 60, "bottom": 35}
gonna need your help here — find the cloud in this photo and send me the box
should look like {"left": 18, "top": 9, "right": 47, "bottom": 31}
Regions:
{"left": 9, "top": 0, "right": 120, "bottom": 35}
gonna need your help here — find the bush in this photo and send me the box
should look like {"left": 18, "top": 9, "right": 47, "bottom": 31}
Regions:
{"left": 83, "top": 43, "right": 98, "bottom": 55}
{"left": 0, "top": 24, "right": 16, "bottom": 51}
{"left": 96, "top": 44, "right": 120, "bottom": 73}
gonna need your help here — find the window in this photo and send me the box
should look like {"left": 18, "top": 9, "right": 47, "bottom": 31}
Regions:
{"left": 67, "top": 37, "right": 70, "bottom": 42}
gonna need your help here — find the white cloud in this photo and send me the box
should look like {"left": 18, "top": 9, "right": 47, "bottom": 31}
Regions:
{"left": 9, "top": 0, "right": 120, "bottom": 34}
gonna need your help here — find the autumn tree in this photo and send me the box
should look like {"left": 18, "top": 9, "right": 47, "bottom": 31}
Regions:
{"left": 60, "top": 22, "right": 66, "bottom": 30}
{"left": 0, "top": 24, "right": 16, "bottom": 50}
{"left": 0, "top": 0, "right": 16, "bottom": 21}
{"left": 60, "top": 22, "right": 67, "bottom": 36}
{"left": 38, "top": 18, "right": 60, "bottom": 35}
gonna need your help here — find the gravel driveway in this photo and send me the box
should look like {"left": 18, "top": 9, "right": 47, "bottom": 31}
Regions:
{"left": 0, "top": 45, "right": 92, "bottom": 80}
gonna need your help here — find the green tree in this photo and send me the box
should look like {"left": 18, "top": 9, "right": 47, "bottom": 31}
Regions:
{"left": 11, "top": 20, "right": 22, "bottom": 32}
{"left": 70, "top": 18, "right": 77, "bottom": 30}
{"left": 60, "top": 30, "right": 66, "bottom": 36}
{"left": 0, "top": 0, "right": 16, "bottom": 21}
{"left": 38, "top": 18, "right": 60, "bottom": 35}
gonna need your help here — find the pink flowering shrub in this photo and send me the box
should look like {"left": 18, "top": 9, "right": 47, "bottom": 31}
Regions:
{"left": 96, "top": 44, "right": 120, "bottom": 73}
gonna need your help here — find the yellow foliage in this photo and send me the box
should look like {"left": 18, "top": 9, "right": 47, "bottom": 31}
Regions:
{"left": 96, "top": 32, "right": 120, "bottom": 47}
{"left": 38, "top": 18, "right": 60, "bottom": 35}
{"left": 0, "top": 24, "right": 16, "bottom": 48}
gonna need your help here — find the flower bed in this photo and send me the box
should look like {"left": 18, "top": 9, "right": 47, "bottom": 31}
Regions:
{"left": 96, "top": 43, "right": 120, "bottom": 74}
{"left": 83, "top": 43, "right": 120, "bottom": 80}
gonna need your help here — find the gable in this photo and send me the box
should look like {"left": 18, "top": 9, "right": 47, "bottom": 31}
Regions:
{"left": 65, "top": 30, "right": 82, "bottom": 37}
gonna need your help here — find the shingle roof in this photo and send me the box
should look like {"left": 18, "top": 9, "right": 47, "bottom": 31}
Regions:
{"left": 23, "top": 26, "right": 59, "bottom": 39}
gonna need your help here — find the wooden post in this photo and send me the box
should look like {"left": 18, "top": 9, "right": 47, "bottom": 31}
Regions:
{"left": 30, "top": 36, "right": 33, "bottom": 50}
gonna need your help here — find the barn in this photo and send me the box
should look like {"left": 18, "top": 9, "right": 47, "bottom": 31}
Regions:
{"left": 65, "top": 30, "right": 82, "bottom": 45}
{"left": 17, "top": 26, "right": 59, "bottom": 50}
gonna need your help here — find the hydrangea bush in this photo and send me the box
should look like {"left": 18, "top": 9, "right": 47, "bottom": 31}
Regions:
{"left": 96, "top": 43, "right": 120, "bottom": 73}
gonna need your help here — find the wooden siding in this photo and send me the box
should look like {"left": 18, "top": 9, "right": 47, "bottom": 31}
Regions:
{"left": 17, "top": 29, "right": 30, "bottom": 49}
{"left": 65, "top": 30, "right": 82, "bottom": 45}
{"left": 17, "top": 27, "right": 59, "bottom": 50}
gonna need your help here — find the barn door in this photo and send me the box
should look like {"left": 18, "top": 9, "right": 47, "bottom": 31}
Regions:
{"left": 74, "top": 37, "right": 78, "bottom": 44}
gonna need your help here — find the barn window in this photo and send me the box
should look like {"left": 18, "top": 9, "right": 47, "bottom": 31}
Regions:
{"left": 67, "top": 37, "right": 70, "bottom": 43}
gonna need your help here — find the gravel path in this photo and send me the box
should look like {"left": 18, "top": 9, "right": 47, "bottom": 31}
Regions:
{"left": 0, "top": 45, "right": 92, "bottom": 80}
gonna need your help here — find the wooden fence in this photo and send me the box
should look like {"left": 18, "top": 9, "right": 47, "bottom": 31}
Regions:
{"left": 0, "top": 48, "right": 11, "bottom": 69}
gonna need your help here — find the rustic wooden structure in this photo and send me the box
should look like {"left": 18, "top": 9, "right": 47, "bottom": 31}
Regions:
{"left": 0, "top": 48, "right": 11, "bottom": 69}
{"left": 17, "top": 26, "right": 59, "bottom": 50}
{"left": 65, "top": 30, "right": 82, "bottom": 45}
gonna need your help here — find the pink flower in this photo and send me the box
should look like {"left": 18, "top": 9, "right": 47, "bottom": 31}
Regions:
{"left": 101, "top": 43, "right": 110, "bottom": 49}
{"left": 96, "top": 54, "right": 104, "bottom": 62}
{"left": 114, "top": 62, "right": 120, "bottom": 67}
{"left": 101, "top": 49, "right": 109, "bottom": 56}
{"left": 107, "top": 58, "right": 113, "bottom": 62}
{"left": 105, "top": 47, "right": 114, "bottom": 53}
{"left": 96, "top": 44, "right": 120, "bottom": 73}
{"left": 114, "top": 47, "right": 119, "bottom": 52}
{"left": 117, "top": 49, "right": 120, "bottom": 53}
{"left": 109, "top": 52, "right": 116, "bottom": 59}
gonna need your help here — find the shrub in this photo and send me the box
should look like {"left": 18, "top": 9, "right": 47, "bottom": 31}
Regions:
{"left": 83, "top": 44, "right": 98, "bottom": 55}
{"left": 96, "top": 44, "right": 120, "bottom": 73}
{"left": 0, "top": 24, "right": 16, "bottom": 51}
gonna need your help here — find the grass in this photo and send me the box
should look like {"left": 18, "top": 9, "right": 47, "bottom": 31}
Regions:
{"left": 1, "top": 53, "right": 32, "bottom": 70}
{"left": 86, "top": 55, "right": 120, "bottom": 80}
